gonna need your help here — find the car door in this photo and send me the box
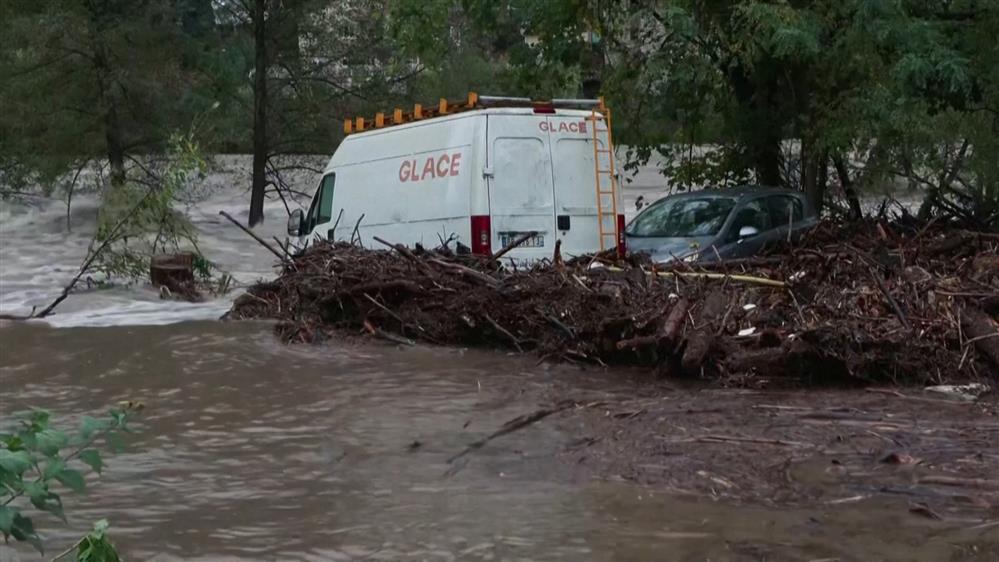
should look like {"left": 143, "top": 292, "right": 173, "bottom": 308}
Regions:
{"left": 716, "top": 197, "right": 773, "bottom": 258}
{"left": 766, "top": 194, "right": 807, "bottom": 243}
{"left": 547, "top": 115, "right": 607, "bottom": 256}
{"left": 305, "top": 173, "right": 336, "bottom": 241}
{"left": 486, "top": 114, "right": 557, "bottom": 261}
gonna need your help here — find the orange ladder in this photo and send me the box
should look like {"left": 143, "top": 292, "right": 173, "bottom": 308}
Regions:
{"left": 590, "top": 101, "right": 620, "bottom": 252}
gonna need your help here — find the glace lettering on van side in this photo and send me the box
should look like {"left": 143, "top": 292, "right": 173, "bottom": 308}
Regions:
{"left": 398, "top": 152, "right": 463, "bottom": 182}
{"left": 539, "top": 121, "right": 588, "bottom": 134}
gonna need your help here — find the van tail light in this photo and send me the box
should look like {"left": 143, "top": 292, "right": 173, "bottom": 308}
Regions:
{"left": 616, "top": 214, "right": 627, "bottom": 257}
{"left": 533, "top": 103, "right": 556, "bottom": 114}
{"left": 470, "top": 215, "right": 492, "bottom": 255}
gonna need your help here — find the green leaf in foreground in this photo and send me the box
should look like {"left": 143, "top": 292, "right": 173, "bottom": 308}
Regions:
{"left": 55, "top": 467, "right": 86, "bottom": 493}
{"left": 11, "top": 511, "right": 43, "bottom": 554}
{"left": 25, "top": 481, "right": 65, "bottom": 522}
{"left": 79, "top": 449, "right": 104, "bottom": 475}
{"left": 76, "top": 519, "right": 122, "bottom": 562}
{"left": 35, "top": 428, "right": 68, "bottom": 456}
{"left": 78, "top": 416, "right": 109, "bottom": 442}
{"left": 0, "top": 449, "right": 32, "bottom": 476}
{"left": 0, "top": 505, "right": 15, "bottom": 535}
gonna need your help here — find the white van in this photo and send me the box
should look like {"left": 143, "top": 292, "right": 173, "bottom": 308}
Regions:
{"left": 288, "top": 95, "right": 624, "bottom": 261}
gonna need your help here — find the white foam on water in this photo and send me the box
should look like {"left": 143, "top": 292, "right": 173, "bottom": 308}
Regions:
{"left": 35, "top": 298, "right": 235, "bottom": 328}
{"left": 1, "top": 156, "right": 314, "bottom": 326}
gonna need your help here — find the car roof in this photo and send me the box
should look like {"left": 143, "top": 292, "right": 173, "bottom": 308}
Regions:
{"left": 657, "top": 185, "right": 801, "bottom": 201}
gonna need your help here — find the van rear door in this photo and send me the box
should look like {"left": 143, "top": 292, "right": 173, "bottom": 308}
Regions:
{"left": 486, "top": 115, "right": 556, "bottom": 261}
{"left": 547, "top": 115, "right": 604, "bottom": 256}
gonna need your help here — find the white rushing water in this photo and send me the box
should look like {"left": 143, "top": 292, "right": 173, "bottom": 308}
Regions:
{"left": 0, "top": 157, "right": 316, "bottom": 327}
{"left": 0, "top": 153, "right": 675, "bottom": 328}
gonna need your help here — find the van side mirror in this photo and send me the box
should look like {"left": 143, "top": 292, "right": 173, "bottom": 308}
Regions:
{"left": 738, "top": 225, "right": 760, "bottom": 239}
{"left": 287, "top": 209, "right": 305, "bottom": 236}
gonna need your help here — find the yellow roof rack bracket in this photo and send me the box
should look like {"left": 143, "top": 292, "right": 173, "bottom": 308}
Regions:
{"left": 343, "top": 92, "right": 607, "bottom": 135}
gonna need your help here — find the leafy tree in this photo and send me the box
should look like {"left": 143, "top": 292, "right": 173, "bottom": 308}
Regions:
{"left": 89, "top": 129, "right": 211, "bottom": 281}
{"left": 0, "top": 1, "right": 214, "bottom": 192}
{"left": 1, "top": 404, "right": 141, "bottom": 558}
{"left": 213, "top": 0, "right": 427, "bottom": 226}
{"left": 399, "top": 0, "right": 997, "bottom": 224}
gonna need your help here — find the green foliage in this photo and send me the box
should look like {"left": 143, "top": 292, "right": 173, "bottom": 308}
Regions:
{"left": 0, "top": 404, "right": 140, "bottom": 555}
{"left": 90, "top": 130, "right": 208, "bottom": 281}
{"left": 0, "top": 0, "right": 216, "bottom": 194}
{"left": 3, "top": 0, "right": 996, "bottom": 225}
{"left": 466, "top": 0, "right": 998, "bottom": 222}
{"left": 74, "top": 520, "right": 121, "bottom": 562}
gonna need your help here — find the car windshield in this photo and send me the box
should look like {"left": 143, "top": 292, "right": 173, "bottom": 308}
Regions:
{"left": 627, "top": 196, "right": 737, "bottom": 237}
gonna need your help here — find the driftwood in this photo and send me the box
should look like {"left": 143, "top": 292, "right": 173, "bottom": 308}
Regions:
{"left": 229, "top": 218, "right": 998, "bottom": 386}
{"left": 483, "top": 313, "right": 523, "bottom": 352}
{"left": 446, "top": 401, "right": 576, "bottom": 466}
{"left": 490, "top": 230, "right": 539, "bottom": 263}
{"left": 219, "top": 210, "right": 290, "bottom": 266}
{"left": 362, "top": 319, "right": 414, "bottom": 346}
{"left": 918, "top": 475, "right": 999, "bottom": 491}
{"left": 662, "top": 298, "right": 690, "bottom": 343}
{"left": 428, "top": 258, "right": 500, "bottom": 288}
{"left": 607, "top": 266, "right": 786, "bottom": 288}
{"left": 961, "top": 309, "right": 999, "bottom": 375}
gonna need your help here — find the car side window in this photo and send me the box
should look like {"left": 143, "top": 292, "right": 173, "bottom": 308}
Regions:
{"left": 766, "top": 195, "right": 803, "bottom": 228}
{"left": 305, "top": 173, "right": 336, "bottom": 232}
{"left": 727, "top": 198, "right": 772, "bottom": 242}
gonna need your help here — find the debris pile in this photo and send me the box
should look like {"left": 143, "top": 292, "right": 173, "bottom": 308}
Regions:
{"left": 227, "top": 222, "right": 999, "bottom": 386}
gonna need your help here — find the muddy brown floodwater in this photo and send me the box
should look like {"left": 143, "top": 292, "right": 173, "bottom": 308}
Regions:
{"left": 1, "top": 320, "right": 997, "bottom": 561}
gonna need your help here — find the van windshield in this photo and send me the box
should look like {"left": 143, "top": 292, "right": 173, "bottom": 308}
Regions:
{"left": 627, "top": 196, "right": 736, "bottom": 238}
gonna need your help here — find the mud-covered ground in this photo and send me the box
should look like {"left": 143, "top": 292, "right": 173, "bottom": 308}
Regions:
{"left": 545, "top": 385, "right": 999, "bottom": 512}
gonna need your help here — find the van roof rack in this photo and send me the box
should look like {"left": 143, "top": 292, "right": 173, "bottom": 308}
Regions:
{"left": 344, "top": 92, "right": 607, "bottom": 135}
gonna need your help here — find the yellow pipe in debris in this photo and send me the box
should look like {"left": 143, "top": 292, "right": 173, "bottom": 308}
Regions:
{"left": 606, "top": 266, "right": 786, "bottom": 288}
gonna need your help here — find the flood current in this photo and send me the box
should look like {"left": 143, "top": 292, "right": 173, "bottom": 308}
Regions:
{"left": 1, "top": 166, "right": 995, "bottom": 560}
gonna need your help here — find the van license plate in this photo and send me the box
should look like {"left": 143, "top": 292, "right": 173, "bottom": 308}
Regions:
{"left": 499, "top": 232, "right": 545, "bottom": 248}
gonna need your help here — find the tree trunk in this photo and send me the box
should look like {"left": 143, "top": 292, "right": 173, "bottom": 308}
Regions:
{"left": 249, "top": 0, "right": 268, "bottom": 227}
{"left": 727, "top": 65, "right": 783, "bottom": 187}
{"left": 833, "top": 156, "right": 862, "bottom": 220}
{"left": 86, "top": 5, "right": 126, "bottom": 187}
{"left": 799, "top": 140, "right": 829, "bottom": 214}
{"left": 754, "top": 134, "right": 783, "bottom": 188}
{"left": 103, "top": 97, "right": 127, "bottom": 188}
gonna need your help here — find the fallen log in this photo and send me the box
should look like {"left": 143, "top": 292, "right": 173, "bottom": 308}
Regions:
{"left": 662, "top": 298, "right": 690, "bottom": 343}
{"left": 219, "top": 210, "right": 290, "bottom": 266}
{"left": 490, "top": 230, "right": 539, "bottom": 263}
{"left": 428, "top": 258, "right": 500, "bottom": 288}
{"left": 961, "top": 308, "right": 999, "bottom": 376}
{"left": 363, "top": 319, "right": 414, "bottom": 346}
{"left": 347, "top": 280, "right": 422, "bottom": 297}
{"left": 681, "top": 331, "right": 714, "bottom": 376}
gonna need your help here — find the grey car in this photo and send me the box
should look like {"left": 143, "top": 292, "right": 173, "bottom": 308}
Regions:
{"left": 625, "top": 186, "right": 818, "bottom": 263}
